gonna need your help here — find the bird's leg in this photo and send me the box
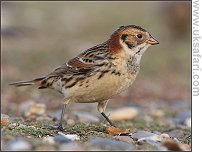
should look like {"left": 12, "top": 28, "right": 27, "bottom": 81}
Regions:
{"left": 98, "top": 100, "right": 115, "bottom": 127}
{"left": 57, "top": 98, "right": 70, "bottom": 131}
{"left": 57, "top": 104, "right": 66, "bottom": 131}
{"left": 101, "top": 112, "right": 115, "bottom": 126}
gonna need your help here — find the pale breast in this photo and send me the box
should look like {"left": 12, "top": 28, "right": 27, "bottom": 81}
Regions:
{"left": 62, "top": 58, "right": 140, "bottom": 103}
{"left": 64, "top": 72, "right": 136, "bottom": 103}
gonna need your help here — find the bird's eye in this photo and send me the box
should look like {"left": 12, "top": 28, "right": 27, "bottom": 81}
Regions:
{"left": 136, "top": 34, "right": 143, "bottom": 39}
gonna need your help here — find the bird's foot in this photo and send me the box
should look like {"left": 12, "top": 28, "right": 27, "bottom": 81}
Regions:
{"left": 57, "top": 125, "right": 65, "bottom": 131}
{"left": 44, "top": 124, "right": 65, "bottom": 131}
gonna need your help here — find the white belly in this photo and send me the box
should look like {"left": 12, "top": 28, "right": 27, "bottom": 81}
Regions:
{"left": 63, "top": 71, "right": 137, "bottom": 103}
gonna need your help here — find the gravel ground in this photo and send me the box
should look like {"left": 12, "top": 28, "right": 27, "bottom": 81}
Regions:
{"left": 1, "top": 100, "right": 191, "bottom": 151}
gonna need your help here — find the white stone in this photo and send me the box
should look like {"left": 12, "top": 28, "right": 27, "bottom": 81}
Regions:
{"left": 108, "top": 107, "right": 138, "bottom": 121}
{"left": 1, "top": 114, "right": 10, "bottom": 126}
{"left": 185, "top": 117, "right": 191, "bottom": 128}
{"left": 8, "top": 139, "right": 31, "bottom": 150}
{"left": 58, "top": 132, "right": 80, "bottom": 141}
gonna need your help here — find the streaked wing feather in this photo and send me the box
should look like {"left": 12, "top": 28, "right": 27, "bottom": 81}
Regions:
{"left": 47, "top": 46, "right": 108, "bottom": 77}
{"left": 39, "top": 43, "right": 111, "bottom": 89}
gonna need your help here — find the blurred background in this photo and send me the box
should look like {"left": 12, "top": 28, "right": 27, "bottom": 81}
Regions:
{"left": 2, "top": 1, "right": 191, "bottom": 116}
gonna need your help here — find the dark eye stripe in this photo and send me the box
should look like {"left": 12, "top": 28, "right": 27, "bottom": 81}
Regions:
{"left": 121, "top": 34, "right": 128, "bottom": 41}
{"left": 125, "top": 42, "right": 135, "bottom": 49}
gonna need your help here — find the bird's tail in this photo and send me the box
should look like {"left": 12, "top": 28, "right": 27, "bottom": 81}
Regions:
{"left": 9, "top": 77, "right": 46, "bottom": 87}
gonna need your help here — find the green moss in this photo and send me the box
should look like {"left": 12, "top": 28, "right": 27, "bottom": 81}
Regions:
{"left": 65, "top": 123, "right": 106, "bottom": 134}
{"left": 63, "top": 123, "right": 107, "bottom": 142}
{"left": 3, "top": 126, "right": 53, "bottom": 138}
{"left": 132, "top": 119, "right": 147, "bottom": 130}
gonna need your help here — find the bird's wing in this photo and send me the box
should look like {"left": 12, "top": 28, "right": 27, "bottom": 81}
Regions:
{"left": 35, "top": 44, "right": 115, "bottom": 89}
{"left": 10, "top": 43, "right": 117, "bottom": 90}
{"left": 48, "top": 47, "right": 110, "bottom": 77}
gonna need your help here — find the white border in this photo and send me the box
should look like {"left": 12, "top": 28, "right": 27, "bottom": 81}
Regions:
{"left": 192, "top": 0, "right": 202, "bottom": 151}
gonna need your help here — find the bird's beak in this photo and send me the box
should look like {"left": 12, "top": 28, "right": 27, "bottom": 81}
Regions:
{"left": 147, "top": 35, "right": 159, "bottom": 45}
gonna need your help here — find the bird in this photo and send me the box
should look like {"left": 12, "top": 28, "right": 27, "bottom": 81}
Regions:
{"left": 10, "top": 25, "right": 159, "bottom": 131}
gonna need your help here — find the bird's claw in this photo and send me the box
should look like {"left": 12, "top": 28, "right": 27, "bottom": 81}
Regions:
{"left": 57, "top": 125, "right": 65, "bottom": 131}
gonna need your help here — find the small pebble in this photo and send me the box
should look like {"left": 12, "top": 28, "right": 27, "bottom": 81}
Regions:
{"left": 67, "top": 119, "right": 75, "bottom": 125}
{"left": 54, "top": 135, "right": 72, "bottom": 143}
{"left": 159, "top": 133, "right": 170, "bottom": 139}
{"left": 7, "top": 139, "right": 32, "bottom": 150}
{"left": 179, "top": 143, "right": 191, "bottom": 151}
{"left": 156, "top": 133, "right": 170, "bottom": 142}
{"left": 20, "top": 101, "right": 46, "bottom": 117}
{"left": 8, "top": 123, "right": 27, "bottom": 128}
{"left": 113, "top": 136, "right": 134, "bottom": 143}
{"left": 167, "top": 130, "right": 184, "bottom": 138}
{"left": 19, "top": 124, "right": 27, "bottom": 128}
{"left": 1, "top": 114, "right": 10, "bottom": 127}
{"left": 131, "top": 131, "right": 169, "bottom": 142}
{"left": 174, "top": 111, "right": 191, "bottom": 126}
{"left": 88, "top": 137, "right": 134, "bottom": 150}
{"left": 9, "top": 123, "right": 17, "bottom": 127}
{"left": 59, "top": 143, "right": 85, "bottom": 151}
{"left": 185, "top": 117, "right": 191, "bottom": 128}
{"left": 58, "top": 132, "right": 80, "bottom": 141}
{"left": 151, "top": 110, "right": 165, "bottom": 118}
{"left": 138, "top": 139, "right": 161, "bottom": 147}
{"left": 108, "top": 107, "right": 138, "bottom": 121}
{"left": 131, "top": 131, "right": 157, "bottom": 140}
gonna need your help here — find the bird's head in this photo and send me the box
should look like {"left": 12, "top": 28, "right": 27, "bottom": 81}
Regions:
{"left": 108, "top": 25, "right": 159, "bottom": 55}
